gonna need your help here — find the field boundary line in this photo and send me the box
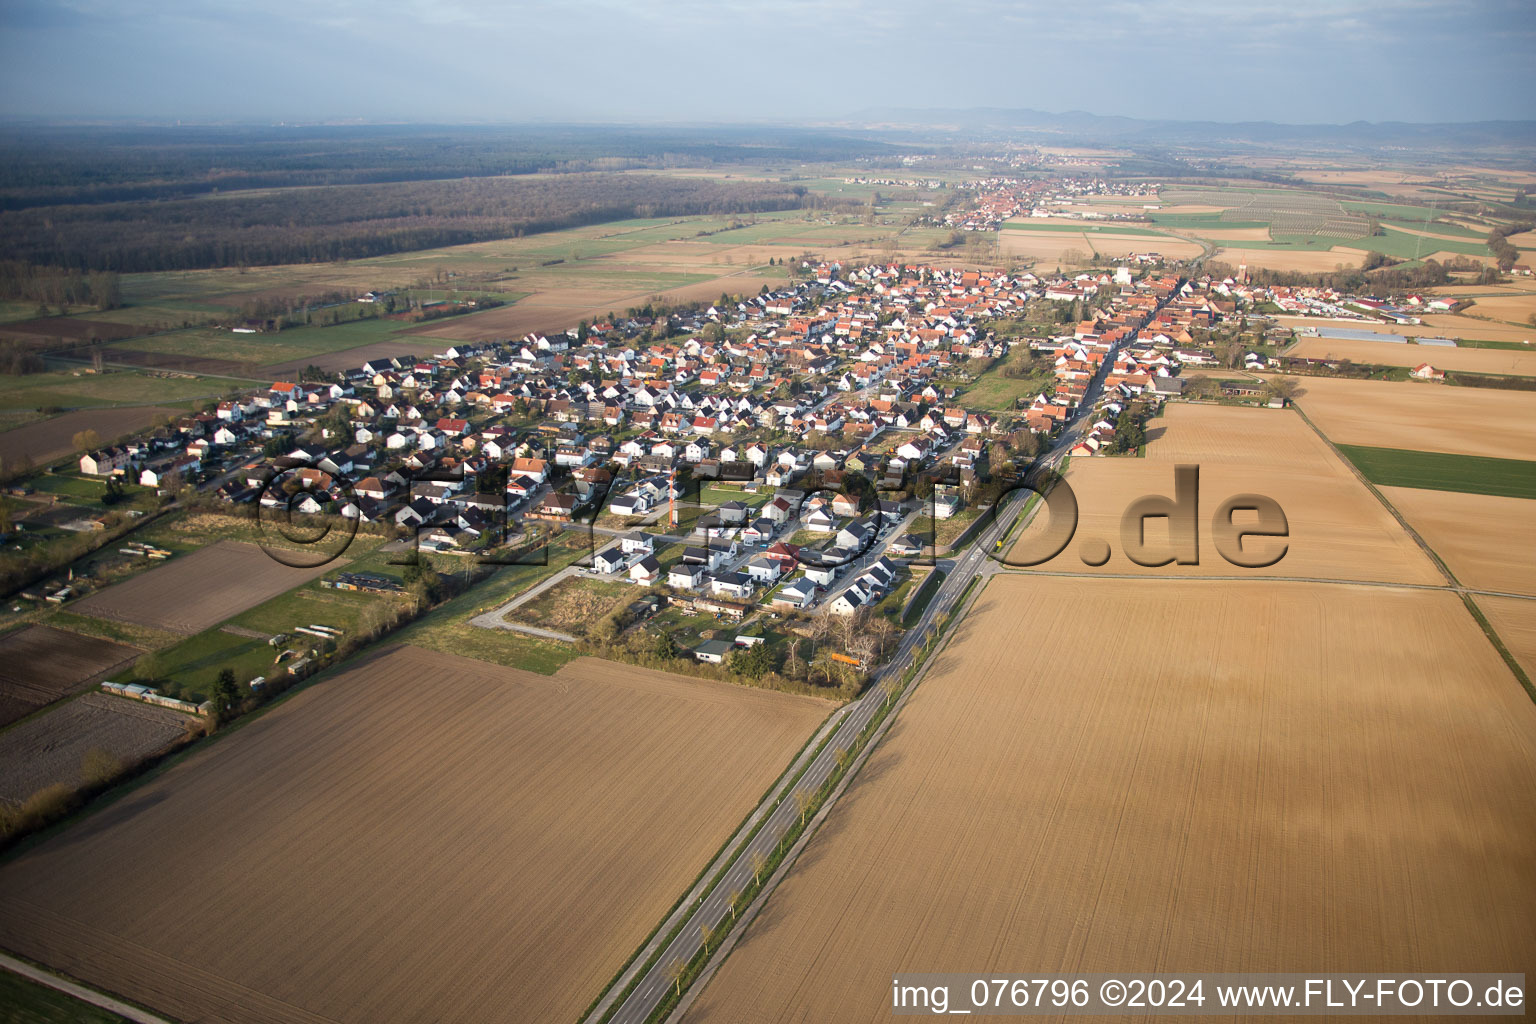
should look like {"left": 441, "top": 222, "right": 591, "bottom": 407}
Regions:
{"left": 0, "top": 950, "right": 176, "bottom": 1024}
{"left": 577, "top": 700, "right": 850, "bottom": 1024}
{"left": 1292, "top": 403, "right": 1536, "bottom": 704}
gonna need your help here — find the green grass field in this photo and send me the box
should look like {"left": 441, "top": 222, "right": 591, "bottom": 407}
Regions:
{"left": 961, "top": 362, "right": 1051, "bottom": 415}
{"left": 0, "top": 369, "right": 250, "bottom": 411}
{"left": 392, "top": 533, "right": 591, "bottom": 673}
{"left": 1338, "top": 444, "right": 1536, "bottom": 499}
{"left": 0, "top": 969, "right": 129, "bottom": 1024}
{"left": 118, "top": 316, "right": 420, "bottom": 367}
{"left": 1341, "top": 200, "right": 1447, "bottom": 223}
{"left": 1147, "top": 212, "right": 1271, "bottom": 231}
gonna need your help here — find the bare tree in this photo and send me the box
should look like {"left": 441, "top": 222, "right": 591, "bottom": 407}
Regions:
{"left": 785, "top": 637, "right": 802, "bottom": 675}
{"left": 881, "top": 677, "right": 902, "bottom": 707}
{"left": 728, "top": 887, "right": 743, "bottom": 920}
{"left": 808, "top": 608, "right": 834, "bottom": 648}
{"left": 700, "top": 921, "right": 716, "bottom": 955}
{"left": 749, "top": 849, "right": 767, "bottom": 886}
{"left": 849, "top": 630, "right": 877, "bottom": 667}
{"left": 668, "top": 958, "right": 686, "bottom": 996}
{"left": 794, "top": 787, "right": 814, "bottom": 827}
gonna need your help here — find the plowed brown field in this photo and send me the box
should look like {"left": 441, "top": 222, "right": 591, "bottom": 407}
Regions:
{"left": 1009, "top": 404, "right": 1441, "bottom": 584}
{"left": 0, "top": 625, "right": 141, "bottom": 727}
{"left": 70, "top": 540, "right": 333, "bottom": 634}
{"left": 683, "top": 575, "right": 1536, "bottom": 1024}
{"left": 0, "top": 646, "right": 828, "bottom": 1024}
{"left": 0, "top": 406, "right": 179, "bottom": 468}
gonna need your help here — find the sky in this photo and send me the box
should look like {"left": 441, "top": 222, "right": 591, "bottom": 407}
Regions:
{"left": 0, "top": 0, "right": 1532, "bottom": 125}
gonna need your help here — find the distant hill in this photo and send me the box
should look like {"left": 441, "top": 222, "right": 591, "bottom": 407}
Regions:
{"left": 842, "top": 107, "right": 1536, "bottom": 153}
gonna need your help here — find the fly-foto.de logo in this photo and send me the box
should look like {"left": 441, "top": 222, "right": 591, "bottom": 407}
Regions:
{"left": 989, "top": 465, "right": 1290, "bottom": 569}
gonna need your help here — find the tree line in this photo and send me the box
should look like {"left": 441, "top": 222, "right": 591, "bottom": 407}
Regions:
{"left": 0, "top": 174, "right": 815, "bottom": 273}
{"left": 1206, "top": 257, "right": 1483, "bottom": 295}
{"left": 0, "top": 262, "right": 121, "bottom": 308}
{"left": 0, "top": 123, "right": 900, "bottom": 211}
{"left": 1487, "top": 222, "right": 1534, "bottom": 272}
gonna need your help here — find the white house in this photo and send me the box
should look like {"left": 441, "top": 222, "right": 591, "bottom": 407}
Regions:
{"left": 629, "top": 554, "right": 662, "bottom": 585}
{"left": 591, "top": 546, "right": 627, "bottom": 575}
{"left": 620, "top": 532, "right": 654, "bottom": 556}
{"left": 668, "top": 563, "right": 706, "bottom": 590}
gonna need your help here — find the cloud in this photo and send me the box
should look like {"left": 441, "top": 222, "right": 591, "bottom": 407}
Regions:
{"left": 0, "top": 0, "right": 1531, "bottom": 122}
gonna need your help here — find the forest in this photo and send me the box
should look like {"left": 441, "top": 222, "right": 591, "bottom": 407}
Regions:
{"left": 0, "top": 172, "right": 823, "bottom": 273}
{"left": 0, "top": 123, "right": 901, "bottom": 210}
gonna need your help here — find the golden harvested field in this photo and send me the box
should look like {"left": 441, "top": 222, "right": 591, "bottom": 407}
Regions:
{"left": 1214, "top": 246, "right": 1368, "bottom": 272}
{"left": 1480, "top": 596, "right": 1536, "bottom": 681}
{"left": 1087, "top": 233, "right": 1203, "bottom": 258}
{"left": 1461, "top": 293, "right": 1536, "bottom": 326}
{"left": 0, "top": 646, "right": 828, "bottom": 1024}
{"left": 1010, "top": 405, "right": 1441, "bottom": 584}
{"left": 1286, "top": 336, "right": 1536, "bottom": 375}
{"left": 995, "top": 232, "right": 1093, "bottom": 262}
{"left": 1197, "top": 226, "right": 1272, "bottom": 241}
{"left": 684, "top": 575, "right": 1536, "bottom": 1024}
{"left": 997, "top": 229, "right": 1201, "bottom": 262}
{"left": 1285, "top": 374, "right": 1536, "bottom": 460}
{"left": 1422, "top": 248, "right": 1495, "bottom": 266}
{"left": 1504, "top": 230, "right": 1536, "bottom": 248}
{"left": 70, "top": 540, "right": 333, "bottom": 634}
{"left": 1379, "top": 487, "right": 1536, "bottom": 595}
{"left": 406, "top": 266, "right": 785, "bottom": 343}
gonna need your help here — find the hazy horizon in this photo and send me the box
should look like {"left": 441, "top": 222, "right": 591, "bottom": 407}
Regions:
{"left": 2, "top": 0, "right": 1532, "bottom": 126}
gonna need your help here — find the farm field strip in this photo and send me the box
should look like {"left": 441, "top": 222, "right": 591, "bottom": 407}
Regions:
{"left": 0, "top": 692, "right": 190, "bottom": 805}
{"left": 1481, "top": 596, "right": 1536, "bottom": 684}
{"left": 1275, "top": 314, "right": 1536, "bottom": 346}
{"left": 1285, "top": 336, "right": 1536, "bottom": 375}
{"left": 0, "top": 645, "right": 829, "bottom": 1024}
{"left": 1338, "top": 445, "right": 1536, "bottom": 499}
{"left": 0, "top": 625, "right": 142, "bottom": 728}
{"left": 0, "top": 406, "right": 180, "bottom": 468}
{"left": 68, "top": 541, "right": 335, "bottom": 635}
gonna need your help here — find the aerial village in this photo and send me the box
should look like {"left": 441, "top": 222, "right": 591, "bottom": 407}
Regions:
{"left": 39, "top": 207, "right": 1485, "bottom": 666}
